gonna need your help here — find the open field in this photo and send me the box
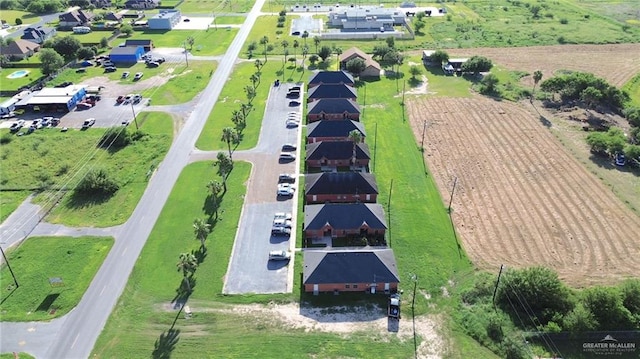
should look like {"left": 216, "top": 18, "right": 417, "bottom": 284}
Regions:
{"left": 407, "top": 96, "right": 640, "bottom": 286}
{"left": 122, "top": 28, "right": 238, "bottom": 56}
{"left": 142, "top": 62, "right": 216, "bottom": 105}
{"left": 0, "top": 67, "right": 44, "bottom": 92}
{"left": 0, "top": 236, "right": 113, "bottom": 321}
{"left": 56, "top": 29, "right": 115, "bottom": 45}
{"left": 178, "top": 0, "right": 255, "bottom": 13}
{"left": 437, "top": 43, "right": 640, "bottom": 88}
{"left": 0, "top": 10, "right": 40, "bottom": 25}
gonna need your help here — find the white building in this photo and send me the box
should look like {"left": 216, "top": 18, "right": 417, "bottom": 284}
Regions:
{"left": 148, "top": 10, "right": 181, "bottom": 30}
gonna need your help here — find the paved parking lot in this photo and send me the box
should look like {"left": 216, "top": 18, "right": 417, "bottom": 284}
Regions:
{"left": 223, "top": 82, "right": 304, "bottom": 294}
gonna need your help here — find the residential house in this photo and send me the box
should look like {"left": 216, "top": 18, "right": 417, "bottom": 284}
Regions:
{"left": 125, "top": 0, "right": 159, "bottom": 9}
{"left": 104, "top": 12, "right": 124, "bottom": 23}
{"left": 339, "top": 47, "right": 382, "bottom": 78}
{"left": 307, "top": 84, "right": 357, "bottom": 102}
{"left": 308, "top": 70, "right": 355, "bottom": 88}
{"left": 124, "top": 39, "right": 153, "bottom": 51}
{"left": 422, "top": 50, "right": 436, "bottom": 64}
{"left": 443, "top": 58, "right": 468, "bottom": 75}
{"left": 307, "top": 120, "right": 365, "bottom": 143}
{"left": 148, "top": 10, "right": 182, "bottom": 30}
{"left": 20, "top": 26, "right": 56, "bottom": 44}
{"left": 305, "top": 141, "right": 370, "bottom": 171}
{"left": 307, "top": 98, "right": 360, "bottom": 122}
{"left": 58, "top": 10, "right": 95, "bottom": 27}
{"left": 0, "top": 39, "right": 40, "bottom": 60}
{"left": 91, "top": 0, "right": 112, "bottom": 8}
{"left": 329, "top": 7, "right": 405, "bottom": 31}
{"left": 304, "top": 202, "right": 387, "bottom": 240}
{"left": 303, "top": 248, "right": 399, "bottom": 294}
{"left": 305, "top": 172, "right": 378, "bottom": 204}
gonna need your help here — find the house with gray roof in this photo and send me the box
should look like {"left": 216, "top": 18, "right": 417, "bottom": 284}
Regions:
{"left": 303, "top": 249, "right": 399, "bottom": 294}
{"left": 307, "top": 98, "right": 360, "bottom": 122}
{"left": 306, "top": 120, "right": 365, "bottom": 143}
{"left": 308, "top": 70, "right": 355, "bottom": 88}
{"left": 329, "top": 7, "right": 405, "bottom": 31}
{"left": 304, "top": 202, "right": 386, "bottom": 239}
{"left": 306, "top": 141, "right": 370, "bottom": 172}
{"left": 1, "top": 39, "right": 40, "bottom": 60}
{"left": 305, "top": 172, "right": 378, "bottom": 204}
{"left": 21, "top": 26, "right": 56, "bottom": 44}
{"left": 307, "top": 83, "right": 357, "bottom": 102}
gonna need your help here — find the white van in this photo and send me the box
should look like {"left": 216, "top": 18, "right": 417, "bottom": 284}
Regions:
{"left": 72, "top": 26, "right": 91, "bottom": 34}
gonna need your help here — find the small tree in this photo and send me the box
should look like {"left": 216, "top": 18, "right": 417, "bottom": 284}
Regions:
{"left": 309, "top": 54, "right": 319, "bottom": 66}
{"left": 259, "top": 36, "right": 269, "bottom": 63}
{"left": 409, "top": 65, "right": 422, "bottom": 80}
{"left": 345, "top": 58, "right": 366, "bottom": 78}
{"left": 39, "top": 48, "right": 64, "bottom": 76}
{"left": 15, "top": 18, "right": 22, "bottom": 25}
{"left": 313, "top": 36, "right": 321, "bottom": 54}
{"left": 531, "top": 70, "right": 543, "bottom": 100}
{"left": 461, "top": 56, "right": 493, "bottom": 75}
{"left": 186, "top": 36, "right": 195, "bottom": 51}
{"left": 214, "top": 152, "right": 233, "bottom": 193}
{"left": 301, "top": 30, "right": 309, "bottom": 46}
{"left": 413, "top": 19, "right": 425, "bottom": 34}
{"left": 318, "top": 45, "right": 332, "bottom": 62}
{"left": 193, "top": 218, "right": 211, "bottom": 248}
{"left": 206, "top": 180, "right": 223, "bottom": 219}
{"left": 481, "top": 73, "right": 499, "bottom": 94}
{"left": 221, "top": 127, "right": 239, "bottom": 159}
{"left": 120, "top": 23, "right": 133, "bottom": 36}
{"left": 385, "top": 36, "right": 395, "bottom": 49}
{"left": 100, "top": 37, "right": 109, "bottom": 48}
{"left": 431, "top": 50, "right": 449, "bottom": 66}
{"left": 77, "top": 46, "right": 96, "bottom": 60}
{"left": 76, "top": 168, "right": 120, "bottom": 196}
{"left": 176, "top": 252, "right": 198, "bottom": 292}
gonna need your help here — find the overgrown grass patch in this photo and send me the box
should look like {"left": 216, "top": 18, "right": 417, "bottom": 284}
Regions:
{"left": 622, "top": 73, "right": 640, "bottom": 108}
{"left": 0, "top": 10, "right": 41, "bottom": 25}
{"left": 0, "top": 190, "right": 32, "bottom": 223}
{"left": 0, "top": 236, "right": 113, "bottom": 321}
{"left": 57, "top": 29, "right": 115, "bottom": 45}
{"left": 121, "top": 27, "right": 237, "bottom": 56}
{"left": 178, "top": 0, "right": 254, "bottom": 13}
{"left": 0, "top": 353, "right": 35, "bottom": 359}
{"left": 142, "top": 61, "right": 216, "bottom": 105}
{"left": 212, "top": 15, "right": 246, "bottom": 25}
{"left": 0, "top": 67, "right": 44, "bottom": 92}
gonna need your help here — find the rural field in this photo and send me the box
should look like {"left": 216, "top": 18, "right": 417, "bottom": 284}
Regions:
{"left": 407, "top": 95, "right": 640, "bottom": 286}
{"left": 439, "top": 43, "right": 640, "bottom": 88}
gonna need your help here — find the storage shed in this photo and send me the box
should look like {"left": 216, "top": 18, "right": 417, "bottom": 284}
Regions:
{"left": 109, "top": 46, "right": 144, "bottom": 63}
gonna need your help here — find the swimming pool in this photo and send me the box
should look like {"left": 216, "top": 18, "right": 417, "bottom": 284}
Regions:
{"left": 7, "top": 70, "right": 30, "bottom": 79}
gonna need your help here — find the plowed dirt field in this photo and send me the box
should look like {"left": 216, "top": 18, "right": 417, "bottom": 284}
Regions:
{"left": 407, "top": 96, "right": 640, "bottom": 286}
{"left": 443, "top": 43, "right": 640, "bottom": 87}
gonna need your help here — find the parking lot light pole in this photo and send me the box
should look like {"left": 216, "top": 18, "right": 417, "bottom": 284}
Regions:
{"left": 0, "top": 245, "right": 19, "bottom": 288}
{"left": 130, "top": 101, "right": 139, "bottom": 130}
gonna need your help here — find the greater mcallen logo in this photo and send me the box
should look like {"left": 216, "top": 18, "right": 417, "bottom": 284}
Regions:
{"left": 583, "top": 334, "right": 636, "bottom": 355}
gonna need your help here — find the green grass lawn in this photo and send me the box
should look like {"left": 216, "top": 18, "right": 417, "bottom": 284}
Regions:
{"left": 196, "top": 60, "right": 283, "bottom": 150}
{"left": 178, "top": 0, "right": 254, "bottom": 13}
{"left": 622, "top": 73, "right": 640, "bottom": 108}
{"left": 0, "top": 112, "right": 173, "bottom": 227}
{"left": 120, "top": 27, "right": 237, "bottom": 56}
{"left": 0, "top": 353, "right": 35, "bottom": 359}
{"left": 0, "top": 236, "right": 113, "bottom": 321}
{"left": 0, "top": 190, "right": 32, "bottom": 223}
{"left": 56, "top": 29, "right": 115, "bottom": 45}
{"left": 0, "top": 10, "right": 41, "bottom": 25}
{"left": 212, "top": 15, "right": 246, "bottom": 25}
{"left": 0, "top": 67, "right": 44, "bottom": 92}
{"left": 141, "top": 61, "right": 216, "bottom": 105}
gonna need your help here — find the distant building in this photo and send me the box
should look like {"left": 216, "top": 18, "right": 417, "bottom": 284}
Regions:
{"left": 339, "top": 47, "right": 381, "bottom": 78}
{"left": 123, "top": 39, "right": 153, "bottom": 51}
{"left": 329, "top": 7, "right": 405, "bottom": 31}
{"left": 58, "top": 9, "right": 95, "bottom": 27}
{"left": 109, "top": 46, "right": 144, "bottom": 63}
{"left": 104, "top": 12, "right": 124, "bottom": 23}
{"left": 0, "top": 39, "right": 40, "bottom": 60}
{"left": 21, "top": 26, "right": 56, "bottom": 44}
{"left": 148, "top": 10, "right": 181, "bottom": 30}
{"left": 125, "top": 0, "right": 159, "bottom": 9}
{"left": 14, "top": 85, "right": 87, "bottom": 112}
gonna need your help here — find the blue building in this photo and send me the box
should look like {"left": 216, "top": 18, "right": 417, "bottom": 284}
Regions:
{"left": 109, "top": 46, "right": 144, "bottom": 63}
{"left": 14, "top": 85, "right": 87, "bottom": 112}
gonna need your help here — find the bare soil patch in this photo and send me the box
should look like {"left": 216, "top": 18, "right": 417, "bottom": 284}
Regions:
{"left": 407, "top": 96, "right": 640, "bottom": 286}
{"left": 441, "top": 43, "right": 640, "bottom": 87}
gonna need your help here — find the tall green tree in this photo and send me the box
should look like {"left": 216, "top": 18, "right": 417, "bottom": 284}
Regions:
{"left": 214, "top": 152, "right": 233, "bottom": 193}
{"left": 221, "top": 127, "right": 238, "bottom": 159}
{"left": 318, "top": 45, "right": 332, "bottom": 62}
{"left": 348, "top": 130, "right": 362, "bottom": 170}
{"left": 186, "top": 36, "right": 195, "bottom": 51}
{"left": 313, "top": 36, "right": 321, "bottom": 54}
{"left": 292, "top": 39, "right": 299, "bottom": 63}
{"left": 52, "top": 36, "right": 82, "bottom": 61}
{"left": 461, "top": 56, "right": 493, "bottom": 76}
{"left": 409, "top": 65, "right": 422, "bottom": 80}
{"left": 301, "top": 31, "right": 309, "bottom": 46}
{"left": 532, "top": 70, "right": 543, "bottom": 99}
{"left": 39, "top": 48, "right": 64, "bottom": 76}
{"left": 259, "top": 36, "right": 269, "bottom": 63}
{"left": 333, "top": 46, "right": 342, "bottom": 70}
{"left": 345, "top": 58, "right": 366, "bottom": 78}
{"left": 193, "top": 218, "right": 211, "bottom": 248}
{"left": 176, "top": 252, "right": 198, "bottom": 292}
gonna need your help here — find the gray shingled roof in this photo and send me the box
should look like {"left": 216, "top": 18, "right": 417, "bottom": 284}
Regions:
{"left": 303, "top": 249, "right": 400, "bottom": 285}
{"left": 307, "top": 98, "right": 360, "bottom": 115}
{"left": 305, "top": 172, "right": 378, "bottom": 195}
{"left": 308, "top": 70, "right": 355, "bottom": 87}
{"left": 308, "top": 84, "right": 358, "bottom": 100}
{"left": 306, "top": 141, "right": 370, "bottom": 162}
{"left": 307, "top": 120, "right": 365, "bottom": 138}
{"left": 304, "top": 203, "right": 387, "bottom": 231}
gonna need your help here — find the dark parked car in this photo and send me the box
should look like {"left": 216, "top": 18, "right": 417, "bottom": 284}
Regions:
{"left": 104, "top": 67, "right": 117, "bottom": 73}
{"left": 286, "top": 91, "right": 300, "bottom": 99}
{"left": 146, "top": 61, "right": 159, "bottom": 68}
{"left": 55, "top": 81, "right": 73, "bottom": 88}
{"left": 288, "top": 101, "right": 301, "bottom": 107}
{"left": 282, "top": 143, "right": 297, "bottom": 151}
{"left": 271, "top": 227, "right": 291, "bottom": 236}
{"left": 278, "top": 173, "right": 296, "bottom": 183}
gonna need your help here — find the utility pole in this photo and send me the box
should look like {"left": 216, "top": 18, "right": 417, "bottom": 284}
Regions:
{"left": 492, "top": 264, "right": 505, "bottom": 311}
{"left": 184, "top": 41, "right": 189, "bottom": 67}
{"left": 411, "top": 274, "right": 418, "bottom": 359}
{"left": 0, "top": 245, "right": 19, "bottom": 288}
{"left": 448, "top": 176, "right": 458, "bottom": 213}
{"left": 362, "top": 82, "right": 366, "bottom": 119}
{"left": 387, "top": 178, "right": 393, "bottom": 247}
{"left": 401, "top": 80, "right": 406, "bottom": 122}
{"left": 420, "top": 120, "right": 427, "bottom": 150}
{"left": 130, "top": 101, "right": 139, "bottom": 130}
{"left": 373, "top": 122, "right": 377, "bottom": 172}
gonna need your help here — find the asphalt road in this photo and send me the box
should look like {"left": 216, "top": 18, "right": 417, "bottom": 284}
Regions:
{"left": 222, "top": 83, "right": 304, "bottom": 294}
{"left": 0, "top": 0, "right": 267, "bottom": 357}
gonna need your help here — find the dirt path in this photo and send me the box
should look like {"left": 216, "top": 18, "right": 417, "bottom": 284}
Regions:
{"left": 407, "top": 96, "right": 640, "bottom": 286}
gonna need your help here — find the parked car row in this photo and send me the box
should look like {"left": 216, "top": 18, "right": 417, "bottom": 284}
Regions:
{"left": 9, "top": 117, "right": 60, "bottom": 134}
{"left": 116, "top": 94, "right": 143, "bottom": 105}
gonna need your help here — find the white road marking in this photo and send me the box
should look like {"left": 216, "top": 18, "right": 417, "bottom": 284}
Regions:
{"left": 100, "top": 285, "right": 106, "bottom": 296}
{"left": 121, "top": 247, "right": 127, "bottom": 257}
{"left": 71, "top": 333, "right": 80, "bottom": 349}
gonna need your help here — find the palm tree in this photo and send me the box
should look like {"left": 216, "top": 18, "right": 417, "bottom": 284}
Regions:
{"left": 348, "top": 130, "right": 362, "bottom": 171}
{"left": 176, "top": 252, "right": 198, "bottom": 292}
{"left": 206, "top": 180, "right": 223, "bottom": 218}
{"left": 214, "top": 152, "right": 233, "bottom": 193}
{"left": 193, "top": 218, "right": 211, "bottom": 248}
{"left": 532, "top": 70, "right": 543, "bottom": 101}
{"left": 250, "top": 72, "right": 260, "bottom": 89}
{"left": 313, "top": 36, "right": 321, "bottom": 54}
{"left": 301, "top": 31, "right": 309, "bottom": 46}
{"left": 186, "top": 36, "right": 195, "bottom": 51}
{"left": 259, "top": 36, "right": 269, "bottom": 63}
{"left": 221, "top": 127, "right": 238, "bottom": 159}
{"left": 333, "top": 46, "right": 342, "bottom": 71}
{"left": 292, "top": 40, "right": 299, "bottom": 64}
{"left": 302, "top": 45, "right": 309, "bottom": 74}
{"left": 254, "top": 59, "right": 263, "bottom": 72}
